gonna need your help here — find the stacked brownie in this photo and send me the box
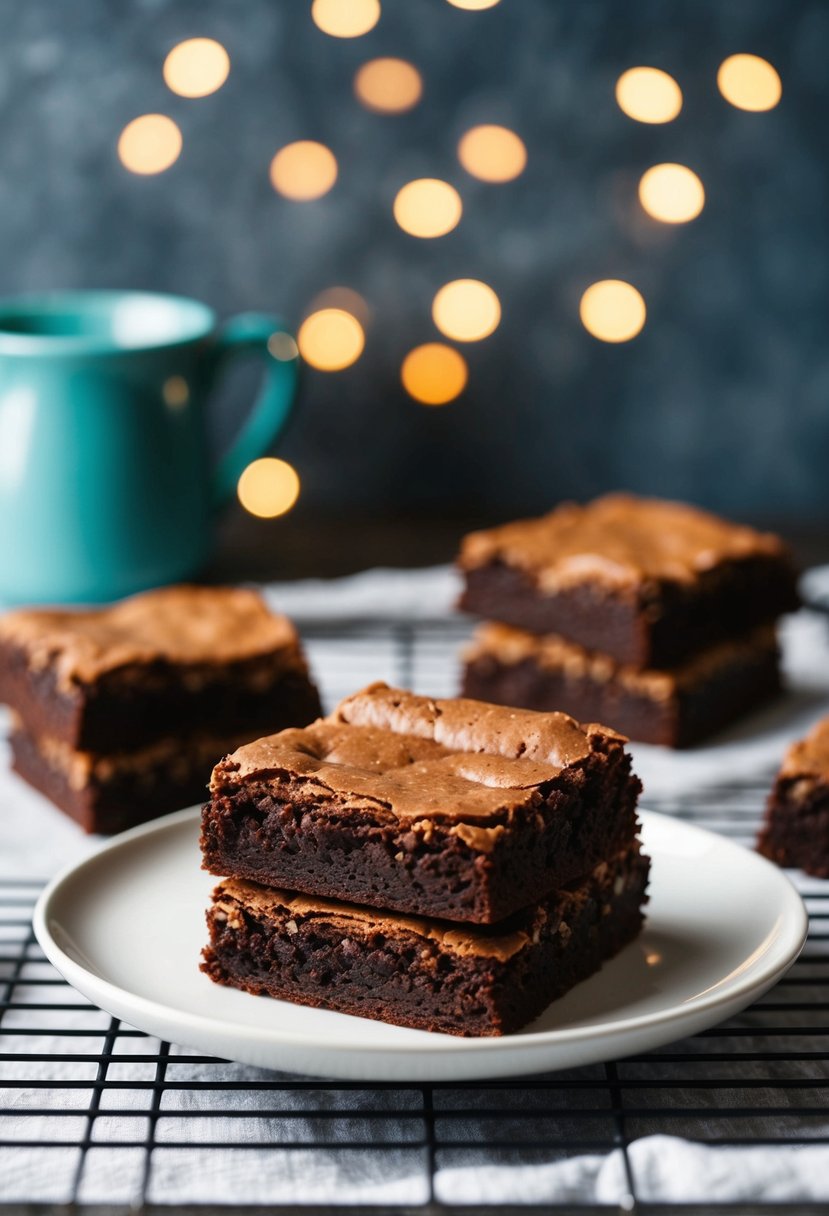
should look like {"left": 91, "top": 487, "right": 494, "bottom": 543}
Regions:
{"left": 0, "top": 585, "right": 321, "bottom": 833}
{"left": 459, "top": 494, "right": 799, "bottom": 747}
{"left": 200, "top": 682, "right": 649, "bottom": 1036}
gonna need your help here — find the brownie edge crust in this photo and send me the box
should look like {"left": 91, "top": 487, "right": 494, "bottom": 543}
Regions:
{"left": 462, "top": 623, "right": 782, "bottom": 748}
{"left": 202, "top": 843, "right": 651, "bottom": 1037}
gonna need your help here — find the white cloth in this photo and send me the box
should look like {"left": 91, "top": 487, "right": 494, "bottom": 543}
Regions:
{"left": 437, "top": 1138, "right": 829, "bottom": 1204}
{"left": 2, "top": 566, "right": 829, "bottom": 1206}
{"left": 260, "top": 564, "right": 461, "bottom": 623}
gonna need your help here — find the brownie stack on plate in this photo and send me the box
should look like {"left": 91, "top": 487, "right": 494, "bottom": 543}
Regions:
{"left": 0, "top": 585, "right": 321, "bottom": 834}
{"left": 458, "top": 494, "right": 799, "bottom": 748}
{"left": 200, "top": 681, "right": 649, "bottom": 1037}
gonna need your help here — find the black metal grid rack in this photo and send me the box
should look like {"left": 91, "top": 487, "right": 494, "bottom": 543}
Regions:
{"left": 1, "top": 618, "right": 828, "bottom": 1213}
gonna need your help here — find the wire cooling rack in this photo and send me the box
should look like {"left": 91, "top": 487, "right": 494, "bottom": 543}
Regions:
{"left": 1, "top": 618, "right": 828, "bottom": 1213}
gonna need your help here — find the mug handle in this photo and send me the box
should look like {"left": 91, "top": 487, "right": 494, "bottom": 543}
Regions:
{"left": 208, "top": 313, "right": 300, "bottom": 509}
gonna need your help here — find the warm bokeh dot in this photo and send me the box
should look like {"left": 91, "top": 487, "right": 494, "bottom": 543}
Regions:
{"left": 117, "top": 114, "right": 182, "bottom": 175}
{"left": 717, "top": 54, "right": 781, "bottom": 111}
{"left": 311, "top": 0, "right": 380, "bottom": 38}
{"left": 579, "top": 280, "right": 646, "bottom": 344}
{"left": 638, "top": 164, "right": 705, "bottom": 224}
{"left": 457, "top": 125, "right": 526, "bottom": 183}
{"left": 432, "top": 280, "right": 501, "bottom": 342}
{"left": 446, "top": 0, "right": 501, "bottom": 9}
{"left": 163, "top": 38, "right": 230, "bottom": 98}
{"left": 162, "top": 376, "right": 189, "bottom": 409}
{"left": 270, "top": 141, "right": 338, "bottom": 200}
{"left": 238, "top": 458, "right": 300, "bottom": 518}
{"left": 298, "top": 308, "right": 365, "bottom": 371}
{"left": 615, "top": 67, "right": 683, "bottom": 123}
{"left": 393, "top": 179, "right": 462, "bottom": 238}
{"left": 401, "top": 343, "right": 468, "bottom": 405}
{"left": 354, "top": 58, "right": 422, "bottom": 113}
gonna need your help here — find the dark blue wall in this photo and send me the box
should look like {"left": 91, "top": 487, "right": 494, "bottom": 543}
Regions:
{"left": 3, "top": 0, "right": 828, "bottom": 520}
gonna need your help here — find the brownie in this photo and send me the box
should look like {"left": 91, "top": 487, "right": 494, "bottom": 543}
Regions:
{"left": 202, "top": 841, "right": 650, "bottom": 1037}
{"left": 463, "top": 622, "right": 782, "bottom": 748}
{"left": 757, "top": 718, "right": 829, "bottom": 878}
{"left": 201, "top": 682, "right": 642, "bottom": 925}
{"left": 0, "top": 585, "right": 321, "bottom": 834}
{"left": 0, "top": 585, "right": 322, "bottom": 752}
{"left": 458, "top": 494, "right": 798, "bottom": 668}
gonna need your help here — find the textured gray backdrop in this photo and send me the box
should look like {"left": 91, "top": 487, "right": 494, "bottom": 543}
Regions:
{"left": 3, "top": 0, "right": 828, "bottom": 522}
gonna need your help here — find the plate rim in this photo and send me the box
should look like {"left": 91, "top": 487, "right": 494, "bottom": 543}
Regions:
{"left": 33, "top": 805, "right": 809, "bottom": 1060}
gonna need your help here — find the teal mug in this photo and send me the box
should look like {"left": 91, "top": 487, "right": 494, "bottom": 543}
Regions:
{"left": 0, "top": 290, "right": 300, "bottom": 605}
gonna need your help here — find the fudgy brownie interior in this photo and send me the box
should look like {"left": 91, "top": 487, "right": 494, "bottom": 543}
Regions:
{"left": 463, "top": 623, "right": 782, "bottom": 747}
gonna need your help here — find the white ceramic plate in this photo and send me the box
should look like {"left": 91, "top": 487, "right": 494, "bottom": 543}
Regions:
{"left": 34, "top": 808, "right": 807, "bottom": 1082}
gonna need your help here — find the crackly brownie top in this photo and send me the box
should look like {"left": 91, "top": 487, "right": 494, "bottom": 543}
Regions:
{"left": 779, "top": 717, "right": 829, "bottom": 780}
{"left": 0, "top": 585, "right": 304, "bottom": 686}
{"left": 211, "top": 681, "right": 624, "bottom": 825}
{"left": 459, "top": 493, "right": 789, "bottom": 591}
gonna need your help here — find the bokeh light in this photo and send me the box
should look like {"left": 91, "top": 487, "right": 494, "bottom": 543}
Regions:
{"left": 615, "top": 67, "right": 683, "bottom": 123}
{"left": 717, "top": 54, "right": 781, "bottom": 111}
{"left": 393, "top": 179, "right": 462, "bottom": 238}
{"left": 237, "top": 458, "right": 300, "bottom": 518}
{"left": 354, "top": 58, "right": 422, "bottom": 113}
{"left": 401, "top": 344, "right": 468, "bottom": 404}
{"left": 298, "top": 308, "right": 365, "bottom": 371}
{"left": 267, "top": 332, "right": 299, "bottom": 361}
{"left": 457, "top": 125, "right": 526, "bottom": 183}
{"left": 311, "top": 0, "right": 380, "bottom": 38}
{"left": 432, "top": 280, "right": 501, "bottom": 342}
{"left": 638, "top": 163, "right": 705, "bottom": 223}
{"left": 579, "top": 280, "right": 646, "bottom": 344}
{"left": 163, "top": 38, "right": 230, "bottom": 98}
{"left": 270, "top": 141, "right": 338, "bottom": 200}
{"left": 446, "top": 0, "right": 501, "bottom": 9}
{"left": 162, "top": 376, "right": 189, "bottom": 409}
{"left": 117, "top": 114, "right": 182, "bottom": 175}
